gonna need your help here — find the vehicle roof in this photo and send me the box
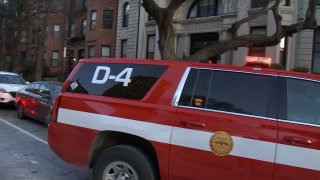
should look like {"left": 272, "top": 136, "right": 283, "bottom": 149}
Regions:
{"left": 78, "top": 58, "right": 320, "bottom": 81}
{"left": 0, "top": 71, "right": 20, "bottom": 76}
{"left": 31, "top": 81, "right": 63, "bottom": 86}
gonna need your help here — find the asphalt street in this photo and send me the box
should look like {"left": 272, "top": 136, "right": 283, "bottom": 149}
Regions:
{"left": 0, "top": 104, "right": 91, "bottom": 180}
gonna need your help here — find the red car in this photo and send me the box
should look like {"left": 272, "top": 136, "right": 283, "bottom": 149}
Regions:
{"left": 15, "top": 81, "right": 62, "bottom": 124}
{"left": 48, "top": 58, "right": 320, "bottom": 180}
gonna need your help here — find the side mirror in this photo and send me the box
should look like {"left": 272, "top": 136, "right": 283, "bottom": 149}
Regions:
{"left": 26, "top": 81, "right": 30, "bottom": 85}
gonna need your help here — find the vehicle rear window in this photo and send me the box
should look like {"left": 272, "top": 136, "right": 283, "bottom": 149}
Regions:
{"left": 179, "top": 69, "right": 278, "bottom": 118}
{"left": 66, "top": 63, "right": 167, "bottom": 100}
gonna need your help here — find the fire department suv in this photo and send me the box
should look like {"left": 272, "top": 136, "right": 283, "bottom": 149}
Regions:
{"left": 48, "top": 58, "right": 320, "bottom": 180}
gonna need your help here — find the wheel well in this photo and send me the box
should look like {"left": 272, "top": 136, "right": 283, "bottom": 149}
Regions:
{"left": 89, "top": 131, "right": 160, "bottom": 175}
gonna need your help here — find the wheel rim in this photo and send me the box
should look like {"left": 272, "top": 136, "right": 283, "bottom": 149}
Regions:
{"left": 103, "top": 161, "right": 138, "bottom": 180}
{"left": 18, "top": 104, "right": 24, "bottom": 117}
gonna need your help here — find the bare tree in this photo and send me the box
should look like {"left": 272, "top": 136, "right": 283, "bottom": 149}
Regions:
{"left": 142, "top": 0, "right": 318, "bottom": 61}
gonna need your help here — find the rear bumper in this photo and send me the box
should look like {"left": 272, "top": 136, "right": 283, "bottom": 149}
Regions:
{"left": 0, "top": 92, "right": 15, "bottom": 103}
{"left": 48, "top": 122, "right": 99, "bottom": 168}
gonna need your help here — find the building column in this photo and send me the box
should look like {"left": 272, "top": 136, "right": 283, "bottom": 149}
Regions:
{"left": 231, "top": 0, "right": 250, "bottom": 66}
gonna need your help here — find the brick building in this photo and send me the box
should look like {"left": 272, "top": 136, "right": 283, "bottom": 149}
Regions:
{"left": 0, "top": 0, "right": 118, "bottom": 79}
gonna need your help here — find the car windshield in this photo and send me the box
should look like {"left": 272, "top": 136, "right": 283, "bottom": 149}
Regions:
{"left": 50, "top": 84, "right": 62, "bottom": 98}
{"left": 0, "top": 74, "right": 26, "bottom": 85}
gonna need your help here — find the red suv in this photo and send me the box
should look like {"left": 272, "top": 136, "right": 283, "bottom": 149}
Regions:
{"left": 48, "top": 59, "right": 320, "bottom": 180}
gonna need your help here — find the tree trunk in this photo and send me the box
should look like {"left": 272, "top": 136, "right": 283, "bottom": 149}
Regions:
{"left": 34, "top": 1, "right": 52, "bottom": 81}
{"left": 158, "top": 22, "right": 176, "bottom": 60}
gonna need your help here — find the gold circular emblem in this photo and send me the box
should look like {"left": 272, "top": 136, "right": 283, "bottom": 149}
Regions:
{"left": 210, "top": 131, "right": 233, "bottom": 156}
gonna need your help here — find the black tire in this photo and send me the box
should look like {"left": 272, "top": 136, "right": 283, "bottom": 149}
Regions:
{"left": 17, "top": 103, "right": 25, "bottom": 119}
{"left": 92, "top": 145, "right": 157, "bottom": 180}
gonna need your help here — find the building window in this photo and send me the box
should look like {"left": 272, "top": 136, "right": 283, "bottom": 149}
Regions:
{"left": 81, "top": 19, "right": 86, "bottom": 36}
{"left": 146, "top": 35, "right": 155, "bottom": 59}
{"left": 5, "top": 55, "right": 11, "bottom": 63}
{"left": 190, "top": 33, "right": 219, "bottom": 63}
{"left": 188, "top": 0, "right": 220, "bottom": 18}
{"left": 51, "top": 51, "right": 59, "bottom": 67}
{"left": 103, "top": 10, "right": 113, "bottom": 29}
{"left": 284, "top": 0, "right": 291, "bottom": 6}
{"left": 101, "top": 45, "right": 111, "bottom": 58}
{"left": 123, "top": 3, "right": 129, "bottom": 27}
{"left": 82, "top": 0, "right": 88, "bottom": 8}
{"left": 78, "top": 49, "right": 85, "bottom": 59}
{"left": 20, "top": 31, "right": 27, "bottom": 43}
{"left": 121, "top": 40, "right": 127, "bottom": 58}
{"left": 249, "top": 27, "right": 266, "bottom": 57}
{"left": 43, "top": 52, "right": 48, "bottom": 65}
{"left": 312, "top": 29, "right": 320, "bottom": 73}
{"left": 90, "top": 10, "right": 97, "bottom": 30}
{"left": 71, "top": 22, "right": 75, "bottom": 38}
{"left": 251, "top": 0, "right": 269, "bottom": 8}
{"left": 88, "top": 46, "right": 95, "bottom": 58}
{"left": 53, "top": 24, "right": 60, "bottom": 38}
{"left": 280, "top": 37, "right": 288, "bottom": 68}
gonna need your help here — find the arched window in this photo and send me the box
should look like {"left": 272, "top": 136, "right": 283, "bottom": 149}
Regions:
{"left": 123, "top": 3, "right": 130, "bottom": 27}
{"left": 188, "top": 0, "right": 220, "bottom": 18}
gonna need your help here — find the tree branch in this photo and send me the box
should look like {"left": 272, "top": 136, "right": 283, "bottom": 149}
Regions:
{"left": 141, "top": 0, "right": 163, "bottom": 24}
{"left": 229, "top": 0, "right": 271, "bottom": 37}
{"left": 189, "top": 0, "right": 317, "bottom": 61}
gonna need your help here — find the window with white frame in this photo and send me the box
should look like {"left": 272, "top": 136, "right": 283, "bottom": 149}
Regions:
{"left": 90, "top": 11, "right": 97, "bottom": 30}
{"left": 146, "top": 35, "right": 155, "bottom": 59}
{"left": 101, "top": 45, "right": 111, "bottom": 58}
{"left": 71, "top": 22, "right": 76, "bottom": 38}
{"left": 123, "top": 3, "right": 129, "bottom": 27}
{"left": 51, "top": 51, "right": 59, "bottom": 67}
{"left": 103, "top": 10, "right": 113, "bottom": 29}
{"left": 20, "top": 31, "right": 27, "bottom": 43}
{"left": 81, "top": 19, "right": 86, "bottom": 36}
{"left": 188, "top": 0, "right": 221, "bottom": 18}
{"left": 88, "top": 46, "right": 95, "bottom": 58}
{"left": 312, "top": 29, "right": 320, "bottom": 73}
{"left": 53, "top": 24, "right": 61, "bottom": 38}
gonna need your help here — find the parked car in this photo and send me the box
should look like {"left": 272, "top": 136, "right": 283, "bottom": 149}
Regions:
{"left": 0, "top": 71, "right": 29, "bottom": 105}
{"left": 15, "top": 81, "right": 62, "bottom": 124}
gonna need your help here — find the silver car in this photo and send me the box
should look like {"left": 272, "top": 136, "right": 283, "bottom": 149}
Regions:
{"left": 0, "top": 71, "right": 28, "bottom": 104}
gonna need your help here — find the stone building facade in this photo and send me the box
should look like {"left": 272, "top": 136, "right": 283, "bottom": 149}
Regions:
{"left": 116, "top": 0, "right": 320, "bottom": 73}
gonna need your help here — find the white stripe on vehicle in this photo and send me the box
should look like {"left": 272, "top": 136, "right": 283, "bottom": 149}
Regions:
{"left": 58, "top": 108, "right": 320, "bottom": 171}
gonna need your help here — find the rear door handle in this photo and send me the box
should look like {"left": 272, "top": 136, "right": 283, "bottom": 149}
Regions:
{"left": 181, "top": 120, "right": 206, "bottom": 128}
{"left": 284, "top": 136, "right": 313, "bottom": 145}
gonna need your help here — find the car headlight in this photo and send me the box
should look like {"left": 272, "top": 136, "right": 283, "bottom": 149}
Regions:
{"left": 0, "top": 88, "right": 7, "bottom": 93}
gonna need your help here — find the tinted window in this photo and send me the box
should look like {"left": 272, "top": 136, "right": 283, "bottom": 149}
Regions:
{"left": 280, "top": 78, "right": 320, "bottom": 125}
{"left": 26, "top": 83, "right": 40, "bottom": 95}
{"left": 179, "top": 69, "right": 277, "bottom": 118}
{"left": 67, "top": 63, "right": 167, "bottom": 100}
{"left": 50, "top": 84, "right": 62, "bottom": 98}
{"left": 39, "top": 84, "right": 51, "bottom": 96}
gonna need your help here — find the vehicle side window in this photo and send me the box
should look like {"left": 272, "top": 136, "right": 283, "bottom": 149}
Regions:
{"left": 26, "top": 83, "right": 40, "bottom": 95}
{"left": 179, "top": 69, "right": 278, "bottom": 118}
{"left": 280, "top": 78, "right": 320, "bottom": 125}
{"left": 39, "top": 84, "right": 51, "bottom": 96}
{"left": 66, "top": 63, "right": 167, "bottom": 100}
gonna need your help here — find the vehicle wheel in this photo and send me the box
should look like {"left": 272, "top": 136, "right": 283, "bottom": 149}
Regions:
{"left": 92, "top": 145, "right": 157, "bottom": 180}
{"left": 17, "top": 103, "right": 25, "bottom": 119}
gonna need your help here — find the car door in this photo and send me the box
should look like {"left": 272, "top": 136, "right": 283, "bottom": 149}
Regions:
{"left": 23, "top": 83, "right": 40, "bottom": 117}
{"left": 170, "top": 68, "right": 279, "bottom": 179}
{"left": 36, "top": 83, "right": 53, "bottom": 123}
{"left": 274, "top": 77, "right": 320, "bottom": 179}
